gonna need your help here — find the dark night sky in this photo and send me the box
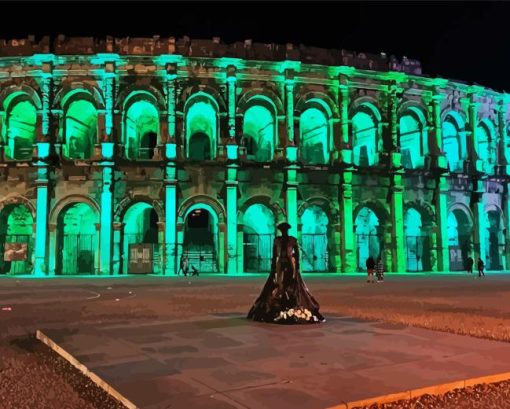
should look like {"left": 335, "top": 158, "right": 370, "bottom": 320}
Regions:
{"left": 3, "top": 2, "right": 510, "bottom": 91}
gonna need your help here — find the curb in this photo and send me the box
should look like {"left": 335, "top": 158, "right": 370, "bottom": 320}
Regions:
{"left": 326, "top": 371, "right": 510, "bottom": 409}
{"left": 35, "top": 329, "right": 138, "bottom": 409}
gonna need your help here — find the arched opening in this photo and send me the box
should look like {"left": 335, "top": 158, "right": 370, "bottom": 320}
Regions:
{"left": 123, "top": 202, "right": 160, "bottom": 274}
{"left": 485, "top": 209, "right": 505, "bottom": 270}
{"left": 447, "top": 208, "right": 473, "bottom": 271}
{"left": 442, "top": 112, "right": 465, "bottom": 172}
{"left": 477, "top": 121, "right": 496, "bottom": 174}
{"left": 243, "top": 105, "right": 274, "bottom": 162}
{"left": 188, "top": 132, "right": 211, "bottom": 160}
{"left": 0, "top": 204, "right": 33, "bottom": 274}
{"left": 124, "top": 99, "right": 159, "bottom": 160}
{"left": 64, "top": 99, "right": 97, "bottom": 160}
{"left": 243, "top": 204, "right": 275, "bottom": 272}
{"left": 355, "top": 207, "right": 382, "bottom": 271}
{"left": 57, "top": 203, "right": 98, "bottom": 275}
{"left": 352, "top": 104, "right": 380, "bottom": 167}
{"left": 404, "top": 208, "right": 431, "bottom": 272}
{"left": 184, "top": 207, "right": 218, "bottom": 272}
{"left": 399, "top": 108, "right": 427, "bottom": 169}
{"left": 300, "top": 108, "right": 329, "bottom": 165}
{"left": 4, "top": 98, "right": 37, "bottom": 161}
{"left": 301, "top": 205, "right": 329, "bottom": 272}
{"left": 186, "top": 99, "right": 217, "bottom": 160}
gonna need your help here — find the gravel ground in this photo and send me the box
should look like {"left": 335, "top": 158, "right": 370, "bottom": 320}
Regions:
{"left": 0, "top": 335, "right": 125, "bottom": 409}
{"left": 353, "top": 381, "right": 510, "bottom": 409}
{"left": 2, "top": 274, "right": 510, "bottom": 408}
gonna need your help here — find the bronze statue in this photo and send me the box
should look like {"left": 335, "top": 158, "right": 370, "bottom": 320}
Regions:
{"left": 247, "top": 222, "right": 325, "bottom": 324}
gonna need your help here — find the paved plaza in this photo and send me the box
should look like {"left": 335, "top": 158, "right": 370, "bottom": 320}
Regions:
{"left": 2, "top": 274, "right": 510, "bottom": 408}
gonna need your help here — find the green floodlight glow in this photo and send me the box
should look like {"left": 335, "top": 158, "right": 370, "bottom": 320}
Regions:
{"left": 34, "top": 186, "right": 48, "bottom": 276}
{"left": 476, "top": 121, "right": 496, "bottom": 174}
{"left": 0, "top": 204, "right": 33, "bottom": 274}
{"left": 58, "top": 202, "right": 98, "bottom": 275}
{"left": 442, "top": 112, "right": 466, "bottom": 172}
{"left": 123, "top": 202, "right": 159, "bottom": 274}
{"left": 300, "top": 108, "right": 329, "bottom": 165}
{"left": 352, "top": 106, "right": 379, "bottom": 167}
{"left": 243, "top": 105, "right": 274, "bottom": 162}
{"left": 399, "top": 109, "right": 427, "bottom": 169}
{"left": 404, "top": 208, "right": 426, "bottom": 271}
{"left": 243, "top": 204, "right": 275, "bottom": 273}
{"left": 125, "top": 100, "right": 159, "bottom": 160}
{"left": 355, "top": 207, "right": 381, "bottom": 271}
{"left": 186, "top": 100, "right": 217, "bottom": 160}
{"left": 301, "top": 205, "right": 329, "bottom": 272}
{"left": 5, "top": 100, "right": 37, "bottom": 160}
{"left": 64, "top": 99, "right": 97, "bottom": 160}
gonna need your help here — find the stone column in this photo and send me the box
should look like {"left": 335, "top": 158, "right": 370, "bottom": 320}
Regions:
{"left": 226, "top": 144, "right": 239, "bottom": 274}
{"left": 340, "top": 171, "right": 355, "bottom": 272}
{"left": 164, "top": 139, "right": 178, "bottom": 275}
{"left": 166, "top": 65, "right": 177, "bottom": 141}
{"left": 112, "top": 222, "right": 122, "bottom": 275}
{"left": 390, "top": 171, "right": 406, "bottom": 273}
{"left": 472, "top": 181, "right": 487, "bottom": 265}
{"left": 469, "top": 99, "right": 482, "bottom": 172}
{"left": 339, "top": 77, "right": 352, "bottom": 164}
{"left": 34, "top": 142, "right": 50, "bottom": 276}
{"left": 285, "top": 71, "right": 295, "bottom": 144}
{"left": 435, "top": 176, "right": 450, "bottom": 272}
{"left": 99, "top": 145, "right": 114, "bottom": 275}
{"left": 103, "top": 62, "right": 116, "bottom": 139}
{"left": 227, "top": 65, "right": 237, "bottom": 139}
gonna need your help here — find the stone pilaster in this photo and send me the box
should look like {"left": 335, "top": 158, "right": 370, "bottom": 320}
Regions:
{"left": 340, "top": 170, "right": 355, "bottom": 272}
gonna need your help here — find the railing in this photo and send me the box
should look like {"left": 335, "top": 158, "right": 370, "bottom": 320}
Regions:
{"left": 60, "top": 234, "right": 96, "bottom": 275}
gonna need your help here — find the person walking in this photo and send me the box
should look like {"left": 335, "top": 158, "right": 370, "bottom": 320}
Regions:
{"left": 366, "top": 256, "right": 375, "bottom": 283}
{"left": 376, "top": 256, "right": 384, "bottom": 282}
{"left": 178, "top": 254, "right": 189, "bottom": 276}
{"left": 477, "top": 258, "right": 485, "bottom": 277}
{"left": 466, "top": 256, "right": 474, "bottom": 274}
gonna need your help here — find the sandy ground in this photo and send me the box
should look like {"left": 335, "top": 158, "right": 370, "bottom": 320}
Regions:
{"left": 1, "top": 273, "right": 510, "bottom": 408}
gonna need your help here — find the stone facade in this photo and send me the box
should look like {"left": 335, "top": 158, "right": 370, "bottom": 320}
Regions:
{"left": 0, "top": 36, "right": 508, "bottom": 276}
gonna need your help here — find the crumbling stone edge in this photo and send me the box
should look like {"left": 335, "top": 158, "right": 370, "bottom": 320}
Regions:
{"left": 325, "top": 371, "right": 510, "bottom": 409}
{"left": 35, "top": 329, "right": 137, "bottom": 409}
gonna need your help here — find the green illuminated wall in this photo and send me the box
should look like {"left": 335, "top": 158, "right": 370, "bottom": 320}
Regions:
{"left": 3, "top": 98, "right": 37, "bottom": 160}
{"left": 243, "top": 105, "right": 274, "bottom": 162}
{"left": 399, "top": 108, "right": 427, "bottom": 169}
{"left": 64, "top": 100, "right": 97, "bottom": 160}
{"left": 125, "top": 100, "right": 159, "bottom": 160}
{"left": 354, "top": 207, "right": 381, "bottom": 270}
{"left": 442, "top": 112, "right": 466, "bottom": 172}
{"left": 352, "top": 104, "right": 380, "bottom": 166}
{"left": 300, "top": 108, "right": 329, "bottom": 165}
{"left": 300, "top": 205, "right": 329, "bottom": 272}
{"left": 186, "top": 98, "right": 217, "bottom": 160}
{"left": 0, "top": 204, "right": 33, "bottom": 274}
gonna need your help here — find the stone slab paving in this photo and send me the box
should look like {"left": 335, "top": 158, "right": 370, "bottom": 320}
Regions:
{"left": 40, "top": 314, "right": 510, "bottom": 409}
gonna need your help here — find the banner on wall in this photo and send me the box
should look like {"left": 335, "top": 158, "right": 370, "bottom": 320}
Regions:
{"left": 4, "top": 243, "right": 28, "bottom": 261}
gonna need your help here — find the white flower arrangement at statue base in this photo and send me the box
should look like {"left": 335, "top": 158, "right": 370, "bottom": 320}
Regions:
{"left": 274, "top": 307, "right": 317, "bottom": 323}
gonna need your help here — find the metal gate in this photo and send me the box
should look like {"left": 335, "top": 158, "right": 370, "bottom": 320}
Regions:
{"left": 449, "top": 245, "right": 464, "bottom": 271}
{"left": 61, "top": 234, "right": 96, "bottom": 274}
{"left": 301, "top": 234, "right": 328, "bottom": 272}
{"left": 405, "top": 235, "right": 425, "bottom": 272}
{"left": 0, "top": 234, "right": 32, "bottom": 274}
{"left": 356, "top": 233, "right": 383, "bottom": 272}
{"left": 183, "top": 245, "right": 218, "bottom": 273}
{"left": 244, "top": 233, "right": 273, "bottom": 272}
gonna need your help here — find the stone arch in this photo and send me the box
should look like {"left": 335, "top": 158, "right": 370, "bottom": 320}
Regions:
{"left": 179, "top": 86, "right": 226, "bottom": 112}
{"left": 298, "top": 196, "right": 337, "bottom": 221}
{"left": 447, "top": 202, "right": 474, "bottom": 271}
{"left": 403, "top": 201, "right": 435, "bottom": 271}
{"left": 184, "top": 92, "right": 220, "bottom": 160}
{"left": 177, "top": 195, "right": 225, "bottom": 224}
{"left": 298, "top": 98, "right": 333, "bottom": 165}
{"left": 476, "top": 118, "right": 498, "bottom": 173}
{"left": 50, "top": 195, "right": 100, "bottom": 226}
{"left": 399, "top": 104, "right": 428, "bottom": 169}
{"left": 349, "top": 97, "right": 383, "bottom": 121}
{"left": 484, "top": 204, "right": 505, "bottom": 270}
{"left": 237, "top": 89, "right": 284, "bottom": 116}
{"left": 442, "top": 110, "right": 467, "bottom": 172}
{"left": 117, "top": 85, "right": 166, "bottom": 111}
{"left": 240, "top": 97, "right": 277, "bottom": 162}
{"left": 0, "top": 85, "right": 42, "bottom": 111}
{"left": 295, "top": 92, "right": 339, "bottom": 118}
{"left": 114, "top": 195, "right": 164, "bottom": 224}
{"left": 0, "top": 195, "right": 36, "bottom": 220}
{"left": 54, "top": 83, "right": 105, "bottom": 109}
{"left": 353, "top": 199, "right": 389, "bottom": 224}
{"left": 350, "top": 99, "right": 383, "bottom": 166}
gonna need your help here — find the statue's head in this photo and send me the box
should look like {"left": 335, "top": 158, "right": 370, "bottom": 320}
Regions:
{"left": 277, "top": 222, "right": 291, "bottom": 234}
